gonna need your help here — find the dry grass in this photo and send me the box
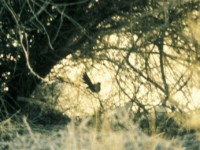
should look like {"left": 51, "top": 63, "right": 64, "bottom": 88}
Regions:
{"left": 2, "top": 106, "right": 199, "bottom": 150}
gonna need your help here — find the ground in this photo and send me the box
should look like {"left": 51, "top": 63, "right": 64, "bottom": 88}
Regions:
{"left": 1, "top": 105, "right": 200, "bottom": 150}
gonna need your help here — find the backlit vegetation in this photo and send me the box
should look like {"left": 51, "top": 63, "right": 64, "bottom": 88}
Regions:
{"left": 1, "top": 0, "right": 200, "bottom": 149}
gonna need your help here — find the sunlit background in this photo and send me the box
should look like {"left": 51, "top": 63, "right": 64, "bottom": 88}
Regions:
{"left": 31, "top": 14, "right": 200, "bottom": 123}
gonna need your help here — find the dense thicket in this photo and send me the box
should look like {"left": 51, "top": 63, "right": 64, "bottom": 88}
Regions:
{"left": 1, "top": 0, "right": 200, "bottom": 119}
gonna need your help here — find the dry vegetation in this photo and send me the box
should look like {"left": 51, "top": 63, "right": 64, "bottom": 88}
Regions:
{"left": 1, "top": 102, "right": 200, "bottom": 150}
{"left": 1, "top": 0, "right": 200, "bottom": 149}
{"left": 0, "top": 108, "right": 186, "bottom": 150}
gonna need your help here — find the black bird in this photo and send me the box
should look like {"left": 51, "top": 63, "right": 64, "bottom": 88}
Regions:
{"left": 83, "top": 73, "right": 101, "bottom": 93}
